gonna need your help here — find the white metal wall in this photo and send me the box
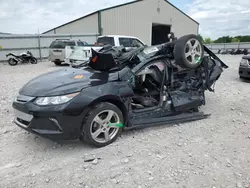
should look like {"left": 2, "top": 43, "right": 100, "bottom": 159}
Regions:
{"left": 101, "top": 0, "right": 198, "bottom": 45}
{"left": 44, "top": 13, "right": 99, "bottom": 35}
{"left": 0, "top": 34, "right": 98, "bottom": 62}
{"left": 205, "top": 42, "right": 250, "bottom": 50}
{"left": 205, "top": 42, "right": 250, "bottom": 53}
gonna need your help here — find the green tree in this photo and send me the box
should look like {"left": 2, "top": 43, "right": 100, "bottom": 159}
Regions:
{"left": 213, "top": 35, "right": 250, "bottom": 43}
{"left": 214, "top": 36, "right": 232, "bottom": 43}
{"left": 231, "top": 37, "right": 240, "bottom": 42}
{"left": 204, "top": 37, "right": 212, "bottom": 44}
{"left": 238, "top": 35, "right": 250, "bottom": 42}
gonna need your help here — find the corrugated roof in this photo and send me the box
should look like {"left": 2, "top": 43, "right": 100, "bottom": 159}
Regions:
{"left": 43, "top": 0, "right": 198, "bottom": 34}
{"left": 0, "top": 32, "right": 11, "bottom": 35}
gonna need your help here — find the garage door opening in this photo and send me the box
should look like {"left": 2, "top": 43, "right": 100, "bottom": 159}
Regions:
{"left": 151, "top": 24, "right": 171, "bottom": 45}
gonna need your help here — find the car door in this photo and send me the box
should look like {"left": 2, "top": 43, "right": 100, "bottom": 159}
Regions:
{"left": 121, "top": 59, "right": 168, "bottom": 128}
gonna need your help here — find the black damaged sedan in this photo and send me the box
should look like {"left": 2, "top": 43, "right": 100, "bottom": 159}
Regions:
{"left": 13, "top": 34, "right": 228, "bottom": 147}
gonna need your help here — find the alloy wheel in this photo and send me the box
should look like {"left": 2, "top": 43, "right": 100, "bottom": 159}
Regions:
{"left": 185, "top": 38, "right": 202, "bottom": 64}
{"left": 90, "top": 110, "right": 120, "bottom": 144}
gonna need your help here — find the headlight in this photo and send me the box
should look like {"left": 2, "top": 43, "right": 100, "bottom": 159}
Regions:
{"left": 240, "top": 59, "right": 249, "bottom": 66}
{"left": 35, "top": 92, "right": 80, "bottom": 106}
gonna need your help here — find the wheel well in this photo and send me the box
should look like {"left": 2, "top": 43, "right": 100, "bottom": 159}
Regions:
{"left": 89, "top": 98, "right": 128, "bottom": 125}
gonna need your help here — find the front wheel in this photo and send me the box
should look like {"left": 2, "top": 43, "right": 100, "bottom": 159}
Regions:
{"left": 81, "top": 102, "right": 124, "bottom": 147}
{"left": 54, "top": 60, "right": 61, "bottom": 66}
{"left": 30, "top": 57, "right": 37, "bottom": 64}
{"left": 8, "top": 58, "right": 18, "bottom": 66}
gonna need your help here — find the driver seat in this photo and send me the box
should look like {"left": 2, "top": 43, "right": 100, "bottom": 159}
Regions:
{"left": 140, "top": 65, "right": 164, "bottom": 94}
{"left": 148, "top": 65, "right": 163, "bottom": 84}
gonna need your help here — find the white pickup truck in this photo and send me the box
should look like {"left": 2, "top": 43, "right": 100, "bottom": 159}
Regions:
{"left": 49, "top": 35, "right": 145, "bottom": 66}
{"left": 64, "top": 35, "right": 145, "bottom": 66}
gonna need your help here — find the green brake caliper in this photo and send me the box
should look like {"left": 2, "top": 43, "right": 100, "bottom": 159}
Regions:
{"left": 195, "top": 57, "right": 201, "bottom": 63}
{"left": 107, "top": 123, "right": 124, "bottom": 128}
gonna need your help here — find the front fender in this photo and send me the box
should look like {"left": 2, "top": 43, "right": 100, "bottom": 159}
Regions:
{"left": 65, "top": 81, "right": 134, "bottom": 115}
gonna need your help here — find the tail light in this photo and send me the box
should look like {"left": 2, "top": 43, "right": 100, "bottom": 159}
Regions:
{"left": 91, "top": 56, "right": 98, "bottom": 63}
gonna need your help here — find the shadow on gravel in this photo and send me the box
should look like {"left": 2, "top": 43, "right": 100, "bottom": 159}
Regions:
{"left": 24, "top": 134, "right": 95, "bottom": 151}
{"left": 20, "top": 116, "right": 208, "bottom": 151}
{"left": 239, "top": 77, "right": 250, "bottom": 83}
{"left": 56, "top": 64, "right": 69, "bottom": 67}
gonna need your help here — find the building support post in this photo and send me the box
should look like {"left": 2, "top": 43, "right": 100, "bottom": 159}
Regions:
{"left": 98, "top": 11, "right": 102, "bottom": 36}
{"left": 38, "top": 34, "right": 42, "bottom": 62}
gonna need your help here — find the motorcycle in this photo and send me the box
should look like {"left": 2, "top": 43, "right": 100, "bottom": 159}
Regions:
{"left": 6, "top": 51, "right": 37, "bottom": 66}
{"left": 243, "top": 49, "right": 249, "bottom": 55}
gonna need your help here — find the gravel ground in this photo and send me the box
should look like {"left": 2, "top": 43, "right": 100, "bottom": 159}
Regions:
{"left": 0, "top": 56, "right": 250, "bottom": 188}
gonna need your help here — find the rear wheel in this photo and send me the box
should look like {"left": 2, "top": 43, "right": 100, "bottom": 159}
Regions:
{"left": 54, "top": 60, "right": 61, "bottom": 66}
{"left": 8, "top": 58, "right": 18, "bottom": 66}
{"left": 81, "top": 102, "right": 124, "bottom": 147}
{"left": 174, "top": 34, "right": 204, "bottom": 69}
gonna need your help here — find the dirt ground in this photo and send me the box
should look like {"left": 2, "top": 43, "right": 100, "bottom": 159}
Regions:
{"left": 0, "top": 55, "right": 250, "bottom": 188}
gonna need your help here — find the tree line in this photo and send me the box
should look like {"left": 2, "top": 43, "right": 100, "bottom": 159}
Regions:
{"left": 198, "top": 35, "right": 250, "bottom": 44}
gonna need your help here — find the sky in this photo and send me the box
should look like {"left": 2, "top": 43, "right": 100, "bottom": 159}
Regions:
{"left": 0, "top": 0, "right": 249, "bottom": 39}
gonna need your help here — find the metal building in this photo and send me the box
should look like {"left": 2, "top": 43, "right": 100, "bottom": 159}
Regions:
{"left": 43, "top": 0, "right": 199, "bottom": 45}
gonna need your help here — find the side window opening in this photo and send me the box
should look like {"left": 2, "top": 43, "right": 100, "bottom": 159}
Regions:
{"left": 119, "top": 38, "right": 132, "bottom": 47}
{"left": 49, "top": 40, "right": 75, "bottom": 48}
{"left": 97, "top": 37, "right": 115, "bottom": 46}
{"left": 131, "top": 39, "right": 144, "bottom": 48}
{"left": 77, "top": 41, "right": 88, "bottom": 46}
{"left": 131, "top": 61, "right": 166, "bottom": 110}
{"left": 65, "top": 41, "right": 76, "bottom": 46}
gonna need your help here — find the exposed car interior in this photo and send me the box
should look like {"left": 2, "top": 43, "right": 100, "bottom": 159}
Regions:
{"left": 131, "top": 61, "right": 166, "bottom": 110}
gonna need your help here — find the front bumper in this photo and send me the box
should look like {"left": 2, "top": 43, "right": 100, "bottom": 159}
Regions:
{"left": 239, "top": 66, "right": 250, "bottom": 78}
{"left": 12, "top": 95, "right": 85, "bottom": 140}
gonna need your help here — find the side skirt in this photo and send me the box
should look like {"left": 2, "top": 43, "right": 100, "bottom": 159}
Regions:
{"left": 124, "top": 112, "right": 210, "bottom": 130}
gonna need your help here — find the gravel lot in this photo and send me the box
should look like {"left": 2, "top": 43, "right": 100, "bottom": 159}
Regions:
{"left": 0, "top": 55, "right": 250, "bottom": 188}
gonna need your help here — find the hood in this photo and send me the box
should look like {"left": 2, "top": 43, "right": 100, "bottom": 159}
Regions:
{"left": 19, "top": 67, "right": 119, "bottom": 97}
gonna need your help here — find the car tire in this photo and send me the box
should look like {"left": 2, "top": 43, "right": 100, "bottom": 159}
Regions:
{"left": 54, "top": 60, "right": 61, "bottom": 66}
{"left": 81, "top": 102, "right": 124, "bottom": 147}
{"left": 174, "top": 34, "right": 204, "bottom": 69}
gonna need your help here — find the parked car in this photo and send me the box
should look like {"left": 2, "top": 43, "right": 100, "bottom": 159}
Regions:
{"left": 48, "top": 39, "right": 88, "bottom": 65}
{"left": 64, "top": 35, "right": 146, "bottom": 66}
{"left": 231, "top": 49, "right": 243, "bottom": 55}
{"left": 12, "top": 34, "right": 228, "bottom": 147}
{"left": 221, "top": 49, "right": 228, "bottom": 55}
{"left": 239, "top": 55, "right": 250, "bottom": 78}
{"left": 229, "top": 49, "right": 235, "bottom": 55}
